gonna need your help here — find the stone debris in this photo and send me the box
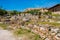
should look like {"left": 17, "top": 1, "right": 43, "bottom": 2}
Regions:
{"left": 0, "top": 13, "right": 60, "bottom": 40}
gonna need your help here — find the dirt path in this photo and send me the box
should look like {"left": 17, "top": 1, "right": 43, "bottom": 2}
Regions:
{"left": 0, "top": 30, "right": 17, "bottom": 40}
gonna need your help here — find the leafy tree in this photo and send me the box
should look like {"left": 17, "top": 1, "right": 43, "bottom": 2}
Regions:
{"left": 10, "top": 10, "right": 21, "bottom": 15}
{"left": 26, "top": 9, "right": 41, "bottom": 15}
{"left": 10, "top": 10, "right": 17, "bottom": 15}
{"left": 0, "top": 8, "right": 7, "bottom": 16}
{"left": 27, "top": 10, "right": 34, "bottom": 15}
{"left": 44, "top": 11, "right": 52, "bottom": 15}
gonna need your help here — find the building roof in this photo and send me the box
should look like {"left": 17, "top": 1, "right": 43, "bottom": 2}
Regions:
{"left": 48, "top": 4, "right": 60, "bottom": 10}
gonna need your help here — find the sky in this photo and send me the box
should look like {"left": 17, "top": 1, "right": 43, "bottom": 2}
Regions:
{"left": 0, "top": 0, "right": 60, "bottom": 11}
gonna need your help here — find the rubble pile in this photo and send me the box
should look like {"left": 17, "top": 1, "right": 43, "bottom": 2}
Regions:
{"left": 1, "top": 13, "right": 60, "bottom": 40}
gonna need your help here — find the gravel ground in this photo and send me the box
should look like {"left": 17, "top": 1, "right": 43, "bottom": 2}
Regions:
{"left": 0, "top": 30, "right": 17, "bottom": 40}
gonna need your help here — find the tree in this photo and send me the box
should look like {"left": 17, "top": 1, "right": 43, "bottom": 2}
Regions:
{"left": 44, "top": 11, "right": 52, "bottom": 15}
{"left": 10, "top": 10, "right": 18, "bottom": 15}
{"left": 0, "top": 8, "right": 7, "bottom": 16}
{"left": 26, "top": 10, "right": 40, "bottom": 15}
{"left": 10, "top": 10, "right": 21, "bottom": 16}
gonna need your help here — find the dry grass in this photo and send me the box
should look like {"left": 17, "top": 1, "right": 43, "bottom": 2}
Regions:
{"left": 14, "top": 28, "right": 42, "bottom": 40}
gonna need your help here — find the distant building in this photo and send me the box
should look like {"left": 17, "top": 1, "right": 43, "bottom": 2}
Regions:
{"left": 48, "top": 4, "right": 60, "bottom": 14}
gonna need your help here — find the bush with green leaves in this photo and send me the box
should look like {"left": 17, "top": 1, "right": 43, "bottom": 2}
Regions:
{"left": 0, "top": 8, "right": 7, "bottom": 16}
